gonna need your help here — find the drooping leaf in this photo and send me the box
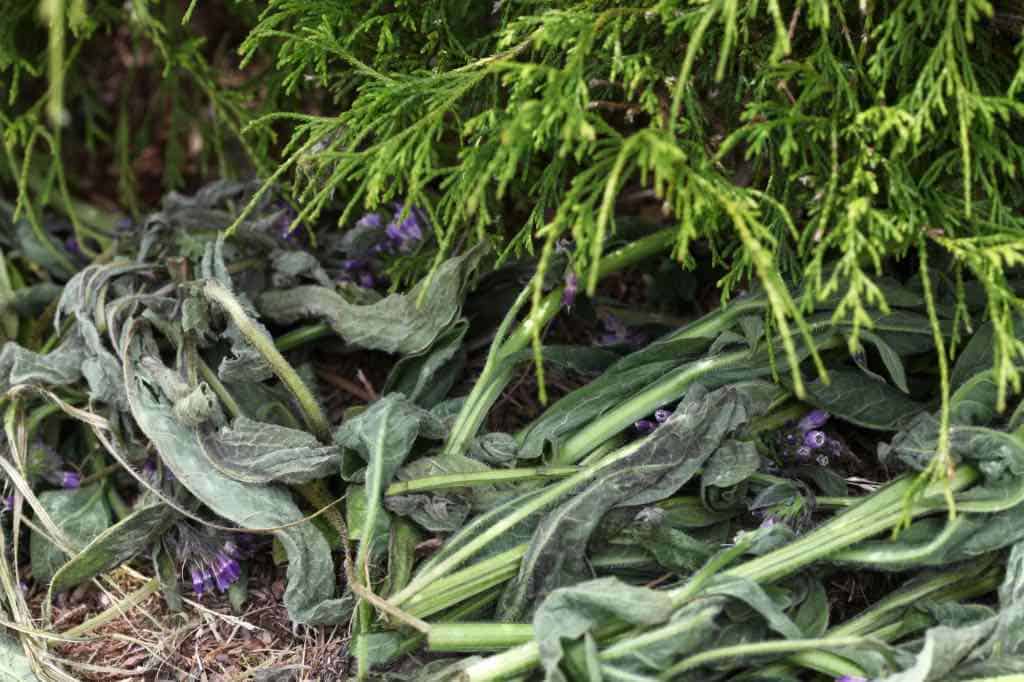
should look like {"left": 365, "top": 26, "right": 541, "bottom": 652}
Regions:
{"left": 702, "top": 440, "right": 760, "bottom": 489}
{"left": 950, "top": 321, "right": 996, "bottom": 390}
{"left": 200, "top": 417, "right": 342, "bottom": 484}
{"left": 799, "top": 369, "right": 924, "bottom": 431}
{"left": 29, "top": 485, "right": 112, "bottom": 585}
{"left": 857, "top": 330, "right": 910, "bottom": 393}
{"left": 50, "top": 502, "right": 177, "bottom": 594}
{"left": 383, "top": 320, "right": 468, "bottom": 408}
{"left": 500, "top": 383, "right": 764, "bottom": 620}
{"left": 335, "top": 393, "right": 441, "bottom": 565}
{"left": 123, "top": 331, "right": 352, "bottom": 624}
{"left": 533, "top": 577, "right": 675, "bottom": 682}
{"left": 257, "top": 243, "right": 488, "bottom": 355}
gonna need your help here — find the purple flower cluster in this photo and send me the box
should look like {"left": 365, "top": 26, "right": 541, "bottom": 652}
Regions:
{"left": 337, "top": 201, "right": 428, "bottom": 289}
{"left": 363, "top": 202, "right": 426, "bottom": 255}
{"left": 187, "top": 538, "right": 246, "bottom": 598}
{"left": 169, "top": 524, "right": 249, "bottom": 598}
{"left": 782, "top": 409, "right": 842, "bottom": 466}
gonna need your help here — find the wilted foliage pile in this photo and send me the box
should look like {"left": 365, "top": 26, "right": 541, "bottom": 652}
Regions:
{"left": 1, "top": 1, "right": 1024, "bottom": 681}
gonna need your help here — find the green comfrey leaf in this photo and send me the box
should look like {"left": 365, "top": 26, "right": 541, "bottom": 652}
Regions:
{"left": 951, "top": 321, "right": 996, "bottom": 390}
{"left": 798, "top": 369, "right": 924, "bottom": 431}
{"left": 704, "top": 576, "right": 804, "bottom": 640}
{"left": 30, "top": 485, "right": 112, "bottom": 585}
{"left": 949, "top": 370, "right": 1000, "bottom": 426}
{"left": 516, "top": 334, "right": 714, "bottom": 460}
{"left": 533, "top": 577, "right": 676, "bottom": 682}
{"left": 702, "top": 440, "right": 760, "bottom": 490}
{"left": 499, "top": 383, "right": 766, "bottom": 620}
{"left": 335, "top": 393, "right": 445, "bottom": 567}
{"left": 50, "top": 502, "right": 177, "bottom": 594}
{"left": 123, "top": 330, "right": 353, "bottom": 624}
{"left": 383, "top": 320, "right": 468, "bottom": 408}
{"left": 200, "top": 417, "right": 342, "bottom": 485}
{"left": 856, "top": 330, "right": 910, "bottom": 393}
{"left": 876, "top": 610, "right": 998, "bottom": 682}
{"left": 257, "top": 243, "right": 488, "bottom": 356}
{"left": 0, "top": 635, "right": 38, "bottom": 682}
{"left": 792, "top": 575, "right": 830, "bottom": 637}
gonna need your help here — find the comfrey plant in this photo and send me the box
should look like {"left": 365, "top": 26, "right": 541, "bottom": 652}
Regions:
{"left": 164, "top": 524, "right": 246, "bottom": 598}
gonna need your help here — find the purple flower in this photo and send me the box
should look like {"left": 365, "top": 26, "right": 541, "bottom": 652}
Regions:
{"left": 358, "top": 271, "right": 377, "bottom": 289}
{"left": 798, "top": 409, "right": 830, "bottom": 433}
{"left": 384, "top": 202, "right": 426, "bottom": 252}
{"left": 356, "top": 212, "right": 383, "bottom": 230}
{"left": 215, "top": 554, "right": 241, "bottom": 591}
{"left": 59, "top": 471, "right": 80, "bottom": 489}
{"left": 836, "top": 676, "right": 867, "bottom": 682}
{"left": 816, "top": 454, "right": 830, "bottom": 467}
{"left": 634, "top": 419, "right": 656, "bottom": 434}
{"left": 803, "top": 430, "right": 827, "bottom": 449}
{"left": 796, "top": 446, "right": 812, "bottom": 460}
{"left": 202, "top": 568, "right": 215, "bottom": 595}
{"left": 759, "top": 515, "right": 778, "bottom": 529}
{"left": 65, "top": 237, "right": 81, "bottom": 256}
{"left": 654, "top": 408, "right": 672, "bottom": 423}
{"left": 190, "top": 567, "right": 205, "bottom": 596}
{"left": 562, "top": 272, "right": 578, "bottom": 308}
{"left": 2, "top": 496, "right": 13, "bottom": 512}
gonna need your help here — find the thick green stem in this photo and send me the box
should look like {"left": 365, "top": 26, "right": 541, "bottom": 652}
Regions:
{"left": 385, "top": 466, "right": 579, "bottom": 496}
{"left": 391, "top": 436, "right": 651, "bottom": 606}
{"left": 429, "top": 624, "right": 535, "bottom": 652}
{"left": 202, "top": 280, "right": 329, "bottom": 441}
{"left": 275, "top": 323, "right": 333, "bottom": 352}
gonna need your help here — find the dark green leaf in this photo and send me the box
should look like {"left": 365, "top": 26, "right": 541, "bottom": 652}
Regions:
{"left": 500, "top": 384, "right": 764, "bottom": 620}
{"left": 50, "top": 502, "right": 176, "bottom": 593}
{"left": 533, "top": 577, "right": 674, "bottom": 682}
{"left": 30, "top": 485, "right": 112, "bottom": 585}
{"left": 383, "top": 320, "right": 468, "bottom": 408}
{"left": 800, "top": 369, "right": 924, "bottom": 430}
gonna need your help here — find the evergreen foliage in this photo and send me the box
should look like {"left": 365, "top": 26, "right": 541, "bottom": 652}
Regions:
{"left": 4, "top": 0, "right": 1024, "bottom": 425}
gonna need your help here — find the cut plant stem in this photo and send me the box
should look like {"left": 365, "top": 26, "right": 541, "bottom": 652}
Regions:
{"left": 459, "top": 466, "right": 981, "bottom": 681}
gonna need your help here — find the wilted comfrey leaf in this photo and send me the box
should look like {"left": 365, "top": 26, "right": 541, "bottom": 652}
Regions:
{"left": 499, "top": 383, "right": 769, "bottom": 620}
{"left": 257, "top": 242, "right": 488, "bottom": 356}
{"left": 123, "top": 325, "right": 353, "bottom": 625}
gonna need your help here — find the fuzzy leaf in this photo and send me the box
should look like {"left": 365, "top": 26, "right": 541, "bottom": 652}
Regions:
{"left": 859, "top": 330, "right": 910, "bottom": 393}
{"left": 124, "top": 336, "right": 352, "bottom": 624}
{"left": 50, "top": 502, "right": 177, "bottom": 593}
{"left": 0, "top": 635, "right": 37, "bottom": 681}
{"left": 500, "top": 384, "right": 763, "bottom": 620}
{"left": 29, "top": 485, "right": 112, "bottom": 585}
{"left": 383, "top": 320, "right": 468, "bottom": 408}
{"left": 335, "top": 394, "right": 438, "bottom": 562}
{"left": 800, "top": 369, "right": 923, "bottom": 430}
{"left": 201, "top": 416, "right": 342, "bottom": 484}
{"left": 534, "top": 577, "right": 675, "bottom": 682}
{"left": 257, "top": 243, "right": 487, "bottom": 355}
